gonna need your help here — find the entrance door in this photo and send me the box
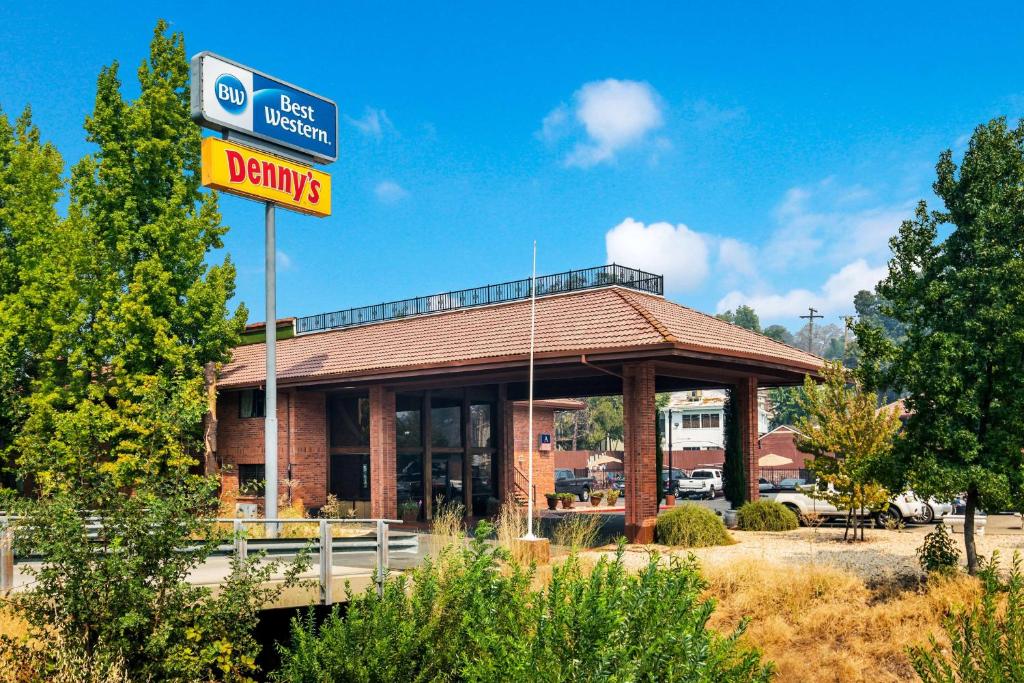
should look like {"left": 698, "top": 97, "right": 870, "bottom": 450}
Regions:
{"left": 431, "top": 453, "right": 463, "bottom": 509}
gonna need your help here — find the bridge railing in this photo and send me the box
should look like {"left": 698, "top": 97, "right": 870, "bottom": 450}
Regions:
{"left": 1, "top": 515, "right": 414, "bottom": 604}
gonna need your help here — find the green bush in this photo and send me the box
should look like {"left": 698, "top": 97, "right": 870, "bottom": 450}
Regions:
{"left": 656, "top": 503, "right": 734, "bottom": 547}
{"left": 916, "top": 524, "right": 961, "bottom": 575}
{"left": 911, "top": 552, "right": 1024, "bottom": 681}
{"left": 274, "top": 522, "right": 772, "bottom": 682}
{"left": 737, "top": 500, "right": 799, "bottom": 532}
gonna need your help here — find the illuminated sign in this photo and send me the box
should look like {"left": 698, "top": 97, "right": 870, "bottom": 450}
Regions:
{"left": 200, "top": 138, "right": 331, "bottom": 217}
{"left": 539, "top": 433, "right": 552, "bottom": 452}
{"left": 191, "top": 52, "right": 338, "bottom": 164}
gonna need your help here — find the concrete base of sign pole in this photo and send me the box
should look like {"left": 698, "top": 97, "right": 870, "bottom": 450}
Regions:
{"left": 513, "top": 537, "right": 551, "bottom": 565}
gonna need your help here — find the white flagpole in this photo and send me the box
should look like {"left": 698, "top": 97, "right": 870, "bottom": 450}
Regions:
{"left": 524, "top": 241, "right": 538, "bottom": 539}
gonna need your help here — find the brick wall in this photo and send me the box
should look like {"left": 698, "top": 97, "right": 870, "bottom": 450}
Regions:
{"left": 216, "top": 389, "right": 327, "bottom": 510}
{"left": 511, "top": 403, "right": 556, "bottom": 499}
{"left": 736, "top": 376, "right": 760, "bottom": 502}
{"left": 369, "top": 386, "right": 397, "bottom": 519}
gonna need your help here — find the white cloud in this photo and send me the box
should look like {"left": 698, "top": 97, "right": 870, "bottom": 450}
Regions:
{"left": 345, "top": 107, "right": 394, "bottom": 139}
{"left": 717, "top": 238, "right": 758, "bottom": 279}
{"left": 276, "top": 250, "right": 293, "bottom": 270}
{"left": 605, "top": 218, "right": 709, "bottom": 291}
{"left": 374, "top": 180, "right": 409, "bottom": 203}
{"left": 542, "top": 79, "right": 664, "bottom": 168}
{"left": 717, "top": 259, "right": 887, "bottom": 319}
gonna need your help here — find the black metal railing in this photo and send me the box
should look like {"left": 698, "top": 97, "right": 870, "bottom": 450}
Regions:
{"left": 295, "top": 264, "right": 664, "bottom": 334}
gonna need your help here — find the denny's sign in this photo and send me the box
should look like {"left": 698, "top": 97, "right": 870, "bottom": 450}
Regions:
{"left": 200, "top": 138, "right": 331, "bottom": 217}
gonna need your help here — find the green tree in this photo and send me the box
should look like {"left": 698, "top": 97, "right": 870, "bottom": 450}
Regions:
{"left": 763, "top": 324, "right": 793, "bottom": 345}
{"left": 857, "top": 118, "right": 1024, "bottom": 573}
{"left": 10, "top": 21, "right": 245, "bottom": 489}
{"left": 0, "top": 107, "right": 64, "bottom": 483}
{"left": 795, "top": 362, "right": 901, "bottom": 540}
{"left": 767, "top": 386, "right": 806, "bottom": 429}
{"left": 722, "top": 389, "right": 746, "bottom": 508}
{"left": 853, "top": 289, "right": 905, "bottom": 344}
{"left": 716, "top": 305, "right": 761, "bottom": 332}
{"left": 583, "top": 396, "right": 623, "bottom": 449}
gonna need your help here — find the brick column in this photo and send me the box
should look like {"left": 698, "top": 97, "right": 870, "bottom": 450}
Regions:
{"left": 369, "top": 385, "right": 397, "bottom": 519}
{"left": 623, "top": 361, "right": 658, "bottom": 543}
{"left": 736, "top": 376, "right": 760, "bottom": 502}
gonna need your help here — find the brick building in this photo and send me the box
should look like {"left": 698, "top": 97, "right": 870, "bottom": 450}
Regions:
{"left": 209, "top": 265, "right": 823, "bottom": 541}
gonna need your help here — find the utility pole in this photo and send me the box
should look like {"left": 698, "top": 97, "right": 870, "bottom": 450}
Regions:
{"left": 799, "top": 307, "right": 823, "bottom": 354}
{"left": 841, "top": 315, "right": 855, "bottom": 366}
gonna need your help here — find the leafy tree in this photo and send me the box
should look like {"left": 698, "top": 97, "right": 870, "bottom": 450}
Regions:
{"left": 853, "top": 289, "right": 905, "bottom": 345}
{"left": 763, "top": 324, "right": 793, "bottom": 345}
{"left": 0, "top": 107, "right": 64, "bottom": 484}
{"left": 856, "top": 118, "right": 1024, "bottom": 573}
{"left": 716, "top": 305, "right": 761, "bottom": 333}
{"left": 767, "top": 386, "right": 806, "bottom": 429}
{"left": 582, "top": 395, "right": 623, "bottom": 450}
{"left": 795, "top": 362, "right": 901, "bottom": 540}
{"left": 9, "top": 21, "right": 246, "bottom": 489}
{"left": 1, "top": 479, "right": 306, "bottom": 681}
{"left": 794, "top": 321, "right": 842, "bottom": 356}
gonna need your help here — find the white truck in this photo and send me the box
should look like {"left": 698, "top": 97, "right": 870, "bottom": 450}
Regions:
{"left": 764, "top": 482, "right": 924, "bottom": 525}
{"left": 677, "top": 468, "right": 723, "bottom": 499}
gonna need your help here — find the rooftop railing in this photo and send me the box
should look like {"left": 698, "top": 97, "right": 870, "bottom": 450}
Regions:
{"left": 295, "top": 264, "right": 663, "bottom": 335}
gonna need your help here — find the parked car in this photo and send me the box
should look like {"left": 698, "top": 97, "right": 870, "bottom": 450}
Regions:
{"left": 677, "top": 469, "right": 723, "bottom": 499}
{"left": 662, "top": 468, "right": 689, "bottom": 496}
{"left": 915, "top": 496, "right": 954, "bottom": 524}
{"left": 758, "top": 477, "right": 774, "bottom": 492}
{"left": 777, "top": 477, "right": 807, "bottom": 490}
{"left": 554, "top": 468, "right": 597, "bottom": 501}
{"left": 764, "top": 482, "right": 923, "bottom": 524}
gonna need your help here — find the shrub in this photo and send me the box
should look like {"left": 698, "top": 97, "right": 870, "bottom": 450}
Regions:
{"left": 737, "top": 500, "right": 799, "bottom": 532}
{"left": 273, "top": 523, "right": 773, "bottom": 682}
{"left": 916, "top": 524, "right": 961, "bottom": 575}
{"left": 606, "top": 489, "right": 620, "bottom": 505}
{"left": 656, "top": 504, "right": 734, "bottom": 547}
{"left": 911, "top": 552, "right": 1024, "bottom": 682}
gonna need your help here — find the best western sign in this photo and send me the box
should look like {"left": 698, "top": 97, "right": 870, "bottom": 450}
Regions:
{"left": 201, "top": 138, "right": 331, "bottom": 217}
{"left": 191, "top": 52, "right": 338, "bottom": 164}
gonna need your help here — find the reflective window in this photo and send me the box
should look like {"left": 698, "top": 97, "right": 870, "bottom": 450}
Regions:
{"left": 329, "top": 396, "right": 370, "bottom": 447}
{"left": 470, "top": 403, "right": 493, "bottom": 448}
{"left": 431, "top": 399, "right": 462, "bottom": 448}
{"left": 395, "top": 395, "right": 422, "bottom": 448}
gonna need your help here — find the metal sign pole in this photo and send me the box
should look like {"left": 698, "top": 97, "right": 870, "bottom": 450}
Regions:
{"left": 264, "top": 201, "right": 279, "bottom": 536}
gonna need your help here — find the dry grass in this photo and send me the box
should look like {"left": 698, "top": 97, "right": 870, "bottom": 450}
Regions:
{"left": 551, "top": 513, "right": 602, "bottom": 551}
{"left": 429, "top": 498, "right": 466, "bottom": 555}
{"left": 702, "top": 558, "right": 982, "bottom": 683}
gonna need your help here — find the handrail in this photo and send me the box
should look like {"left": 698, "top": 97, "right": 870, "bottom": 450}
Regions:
{"left": 295, "top": 264, "right": 665, "bottom": 334}
{"left": 0, "top": 516, "right": 409, "bottom": 601}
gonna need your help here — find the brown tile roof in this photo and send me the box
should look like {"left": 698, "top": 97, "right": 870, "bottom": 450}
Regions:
{"left": 219, "top": 287, "right": 822, "bottom": 388}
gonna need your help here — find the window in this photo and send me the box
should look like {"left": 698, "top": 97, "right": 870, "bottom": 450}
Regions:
{"left": 330, "top": 454, "right": 371, "bottom": 501}
{"left": 470, "top": 403, "right": 493, "bottom": 448}
{"left": 703, "top": 413, "right": 720, "bottom": 428}
{"left": 431, "top": 398, "right": 462, "bottom": 448}
{"left": 329, "top": 396, "right": 370, "bottom": 448}
{"left": 239, "top": 389, "right": 265, "bottom": 418}
{"left": 395, "top": 395, "right": 422, "bottom": 448}
{"left": 238, "top": 464, "right": 265, "bottom": 496}
{"left": 681, "top": 414, "right": 699, "bottom": 429}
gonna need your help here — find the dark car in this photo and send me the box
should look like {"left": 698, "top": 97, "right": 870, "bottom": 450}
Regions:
{"left": 662, "top": 468, "right": 689, "bottom": 496}
{"left": 555, "top": 468, "right": 597, "bottom": 501}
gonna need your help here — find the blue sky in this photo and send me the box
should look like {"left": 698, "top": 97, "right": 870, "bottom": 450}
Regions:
{"left": 2, "top": 2, "right": 1023, "bottom": 330}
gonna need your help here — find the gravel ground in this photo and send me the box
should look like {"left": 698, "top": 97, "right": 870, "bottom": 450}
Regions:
{"left": 599, "top": 522, "right": 1024, "bottom": 582}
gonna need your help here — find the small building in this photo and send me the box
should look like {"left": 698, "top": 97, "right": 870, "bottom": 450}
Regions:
{"left": 208, "top": 264, "right": 823, "bottom": 541}
{"left": 660, "top": 389, "right": 770, "bottom": 451}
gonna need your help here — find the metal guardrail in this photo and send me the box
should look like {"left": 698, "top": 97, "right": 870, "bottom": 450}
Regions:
{"left": 0, "top": 516, "right": 414, "bottom": 603}
{"left": 295, "top": 264, "right": 665, "bottom": 334}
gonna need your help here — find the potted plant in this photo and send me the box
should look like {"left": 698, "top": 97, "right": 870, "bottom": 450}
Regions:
{"left": 560, "top": 493, "right": 575, "bottom": 510}
{"left": 399, "top": 500, "right": 420, "bottom": 524}
{"left": 590, "top": 490, "right": 605, "bottom": 507}
{"left": 545, "top": 493, "right": 560, "bottom": 511}
{"left": 605, "top": 489, "right": 620, "bottom": 506}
